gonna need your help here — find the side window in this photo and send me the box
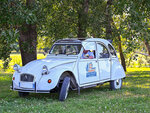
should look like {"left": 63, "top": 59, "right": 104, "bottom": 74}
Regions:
{"left": 81, "top": 49, "right": 96, "bottom": 59}
{"left": 81, "top": 42, "right": 96, "bottom": 59}
{"left": 108, "top": 44, "right": 117, "bottom": 57}
{"left": 97, "top": 43, "right": 109, "bottom": 58}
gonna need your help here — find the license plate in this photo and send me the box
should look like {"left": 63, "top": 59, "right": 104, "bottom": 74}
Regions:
{"left": 20, "top": 82, "right": 33, "bottom": 88}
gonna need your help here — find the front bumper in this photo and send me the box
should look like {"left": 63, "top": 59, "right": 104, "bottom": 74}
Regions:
{"left": 13, "top": 88, "right": 50, "bottom": 93}
{"left": 11, "top": 81, "right": 50, "bottom": 93}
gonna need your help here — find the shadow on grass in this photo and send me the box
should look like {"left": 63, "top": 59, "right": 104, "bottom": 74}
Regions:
{"left": 3, "top": 84, "right": 111, "bottom": 102}
{"left": 11, "top": 78, "right": 149, "bottom": 101}
{"left": 13, "top": 84, "right": 110, "bottom": 101}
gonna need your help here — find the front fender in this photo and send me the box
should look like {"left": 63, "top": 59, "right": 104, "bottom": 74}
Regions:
{"left": 37, "top": 63, "right": 76, "bottom": 91}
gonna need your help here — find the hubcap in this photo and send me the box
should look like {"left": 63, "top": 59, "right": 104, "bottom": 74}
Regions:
{"left": 116, "top": 80, "right": 119, "bottom": 85}
{"left": 114, "top": 79, "right": 122, "bottom": 89}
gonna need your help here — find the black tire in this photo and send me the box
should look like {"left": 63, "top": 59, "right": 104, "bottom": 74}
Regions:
{"left": 18, "top": 92, "right": 29, "bottom": 97}
{"left": 59, "top": 77, "right": 70, "bottom": 101}
{"left": 110, "top": 79, "right": 122, "bottom": 90}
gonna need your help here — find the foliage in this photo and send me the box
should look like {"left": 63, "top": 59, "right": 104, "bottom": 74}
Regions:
{"left": 37, "top": 0, "right": 108, "bottom": 47}
{"left": 0, "top": 0, "right": 150, "bottom": 69}
{"left": 0, "top": 29, "right": 19, "bottom": 68}
{"left": 0, "top": 0, "right": 47, "bottom": 68}
{"left": 113, "top": 0, "right": 150, "bottom": 52}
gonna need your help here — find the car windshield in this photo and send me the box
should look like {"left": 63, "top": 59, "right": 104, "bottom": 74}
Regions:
{"left": 50, "top": 44, "right": 82, "bottom": 55}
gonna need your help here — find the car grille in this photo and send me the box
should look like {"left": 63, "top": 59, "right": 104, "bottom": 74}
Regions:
{"left": 20, "top": 74, "right": 34, "bottom": 82}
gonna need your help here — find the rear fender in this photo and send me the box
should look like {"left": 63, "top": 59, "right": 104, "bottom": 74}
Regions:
{"left": 111, "top": 59, "right": 126, "bottom": 80}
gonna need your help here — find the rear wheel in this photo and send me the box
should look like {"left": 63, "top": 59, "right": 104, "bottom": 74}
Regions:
{"left": 18, "top": 92, "right": 29, "bottom": 97}
{"left": 110, "top": 79, "right": 122, "bottom": 90}
{"left": 59, "top": 77, "right": 70, "bottom": 101}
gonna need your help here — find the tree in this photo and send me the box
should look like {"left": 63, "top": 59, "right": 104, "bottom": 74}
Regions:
{"left": 77, "top": 0, "right": 89, "bottom": 38}
{"left": 0, "top": 0, "right": 46, "bottom": 67}
{"left": 109, "top": 0, "right": 150, "bottom": 70}
{"left": 104, "top": 0, "right": 127, "bottom": 71}
{"left": 0, "top": 0, "right": 19, "bottom": 68}
{"left": 114, "top": 0, "right": 150, "bottom": 56}
{"left": 19, "top": 0, "right": 37, "bottom": 66}
{"left": 40, "top": 0, "right": 106, "bottom": 45}
{"left": 105, "top": 0, "right": 113, "bottom": 40}
{"left": 1, "top": 0, "right": 149, "bottom": 69}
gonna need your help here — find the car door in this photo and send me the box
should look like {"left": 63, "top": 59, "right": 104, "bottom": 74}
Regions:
{"left": 108, "top": 44, "right": 120, "bottom": 78}
{"left": 97, "top": 43, "right": 111, "bottom": 80}
{"left": 78, "top": 41, "right": 99, "bottom": 85}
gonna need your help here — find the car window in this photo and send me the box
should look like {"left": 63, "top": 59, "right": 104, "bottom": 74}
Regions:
{"left": 97, "top": 43, "right": 109, "bottom": 58}
{"left": 50, "top": 44, "right": 82, "bottom": 55}
{"left": 82, "top": 42, "right": 96, "bottom": 50}
{"left": 81, "top": 49, "right": 96, "bottom": 59}
{"left": 81, "top": 42, "right": 96, "bottom": 59}
{"left": 108, "top": 44, "right": 117, "bottom": 57}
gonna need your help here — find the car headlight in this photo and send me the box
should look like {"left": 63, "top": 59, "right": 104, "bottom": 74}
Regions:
{"left": 42, "top": 65, "right": 49, "bottom": 75}
{"left": 13, "top": 64, "right": 21, "bottom": 73}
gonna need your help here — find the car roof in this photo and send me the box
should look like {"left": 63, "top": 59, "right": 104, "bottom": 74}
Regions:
{"left": 55, "top": 38, "right": 84, "bottom": 44}
{"left": 55, "top": 38, "right": 112, "bottom": 45}
{"left": 84, "top": 38, "right": 111, "bottom": 45}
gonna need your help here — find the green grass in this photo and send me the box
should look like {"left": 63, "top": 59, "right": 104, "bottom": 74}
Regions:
{"left": 0, "top": 68, "right": 150, "bottom": 113}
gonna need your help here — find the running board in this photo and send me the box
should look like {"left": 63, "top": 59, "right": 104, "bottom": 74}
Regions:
{"left": 81, "top": 83, "right": 104, "bottom": 89}
{"left": 72, "top": 83, "right": 104, "bottom": 95}
{"left": 81, "top": 84, "right": 97, "bottom": 89}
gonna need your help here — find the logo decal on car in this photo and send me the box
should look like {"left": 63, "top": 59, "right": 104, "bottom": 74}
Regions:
{"left": 86, "top": 62, "right": 97, "bottom": 77}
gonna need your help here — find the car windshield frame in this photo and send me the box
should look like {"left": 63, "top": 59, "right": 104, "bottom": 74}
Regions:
{"left": 49, "top": 43, "right": 82, "bottom": 55}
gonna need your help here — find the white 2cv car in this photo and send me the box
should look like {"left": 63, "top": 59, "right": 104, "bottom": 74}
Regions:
{"left": 12, "top": 38, "right": 126, "bottom": 101}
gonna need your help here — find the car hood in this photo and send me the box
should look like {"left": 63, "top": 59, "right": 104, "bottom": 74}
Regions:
{"left": 21, "top": 58, "right": 76, "bottom": 74}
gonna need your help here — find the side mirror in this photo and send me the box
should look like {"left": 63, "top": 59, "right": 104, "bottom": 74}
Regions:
{"left": 13, "top": 64, "right": 21, "bottom": 73}
{"left": 43, "top": 52, "right": 47, "bottom": 56}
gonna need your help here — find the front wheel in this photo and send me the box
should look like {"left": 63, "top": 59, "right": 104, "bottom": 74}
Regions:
{"left": 59, "top": 77, "right": 70, "bottom": 101}
{"left": 110, "top": 79, "right": 122, "bottom": 90}
{"left": 18, "top": 92, "right": 29, "bottom": 97}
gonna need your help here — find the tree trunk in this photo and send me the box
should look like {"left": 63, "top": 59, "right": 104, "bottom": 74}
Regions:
{"left": 19, "top": 0, "right": 37, "bottom": 66}
{"left": 105, "top": 0, "right": 112, "bottom": 40}
{"left": 110, "top": 11, "right": 126, "bottom": 71}
{"left": 19, "top": 24, "right": 37, "bottom": 66}
{"left": 144, "top": 40, "right": 150, "bottom": 56}
{"left": 77, "top": 0, "right": 89, "bottom": 38}
{"left": 118, "top": 36, "right": 126, "bottom": 72}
